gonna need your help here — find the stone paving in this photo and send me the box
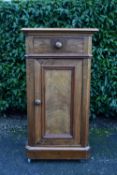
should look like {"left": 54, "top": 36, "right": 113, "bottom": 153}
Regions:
{"left": 0, "top": 117, "right": 117, "bottom": 175}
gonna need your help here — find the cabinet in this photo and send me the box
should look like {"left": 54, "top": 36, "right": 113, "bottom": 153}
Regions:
{"left": 22, "top": 28, "right": 98, "bottom": 160}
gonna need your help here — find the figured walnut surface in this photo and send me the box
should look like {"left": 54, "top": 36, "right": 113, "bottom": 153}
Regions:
{"left": 40, "top": 59, "right": 82, "bottom": 144}
{"left": 45, "top": 69, "right": 71, "bottom": 135}
{"left": 33, "top": 37, "right": 84, "bottom": 54}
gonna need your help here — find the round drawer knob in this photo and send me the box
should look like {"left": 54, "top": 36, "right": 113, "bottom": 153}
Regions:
{"left": 55, "top": 41, "right": 62, "bottom": 49}
{"left": 34, "top": 99, "right": 41, "bottom": 105}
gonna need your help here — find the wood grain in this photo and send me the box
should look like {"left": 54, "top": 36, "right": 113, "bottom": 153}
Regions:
{"left": 32, "top": 37, "right": 84, "bottom": 54}
{"left": 34, "top": 60, "right": 42, "bottom": 144}
{"left": 26, "top": 36, "right": 90, "bottom": 56}
{"left": 44, "top": 69, "right": 71, "bottom": 135}
{"left": 26, "top": 59, "right": 35, "bottom": 145}
{"left": 40, "top": 60, "right": 81, "bottom": 145}
{"left": 80, "top": 59, "right": 91, "bottom": 146}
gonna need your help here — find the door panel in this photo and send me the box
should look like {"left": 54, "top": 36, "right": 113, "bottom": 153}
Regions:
{"left": 43, "top": 67, "right": 74, "bottom": 138}
{"left": 35, "top": 59, "right": 82, "bottom": 146}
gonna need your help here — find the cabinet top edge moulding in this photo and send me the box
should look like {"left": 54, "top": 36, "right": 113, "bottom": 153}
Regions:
{"left": 21, "top": 28, "right": 99, "bottom": 33}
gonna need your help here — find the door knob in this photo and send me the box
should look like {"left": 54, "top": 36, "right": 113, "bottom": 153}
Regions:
{"left": 34, "top": 99, "right": 41, "bottom": 105}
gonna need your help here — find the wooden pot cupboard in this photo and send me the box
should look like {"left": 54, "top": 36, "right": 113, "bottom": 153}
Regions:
{"left": 22, "top": 28, "right": 98, "bottom": 160}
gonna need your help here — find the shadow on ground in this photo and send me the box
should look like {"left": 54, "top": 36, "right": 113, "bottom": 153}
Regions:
{"left": 0, "top": 117, "right": 117, "bottom": 175}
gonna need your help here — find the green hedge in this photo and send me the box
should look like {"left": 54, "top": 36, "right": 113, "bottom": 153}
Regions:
{"left": 0, "top": 0, "right": 117, "bottom": 118}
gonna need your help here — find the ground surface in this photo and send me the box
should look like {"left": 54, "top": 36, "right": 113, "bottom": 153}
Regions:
{"left": 0, "top": 116, "right": 117, "bottom": 175}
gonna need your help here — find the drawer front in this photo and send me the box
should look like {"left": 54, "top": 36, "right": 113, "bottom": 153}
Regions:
{"left": 26, "top": 36, "right": 88, "bottom": 55}
{"left": 33, "top": 37, "right": 84, "bottom": 54}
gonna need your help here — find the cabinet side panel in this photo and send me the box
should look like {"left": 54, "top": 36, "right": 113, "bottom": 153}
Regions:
{"left": 73, "top": 60, "right": 82, "bottom": 145}
{"left": 81, "top": 59, "right": 91, "bottom": 146}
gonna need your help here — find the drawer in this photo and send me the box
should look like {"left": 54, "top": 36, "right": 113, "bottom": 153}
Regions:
{"left": 33, "top": 37, "right": 84, "bottom": 54}
{"left": 26, "top": 36, "right": 89, "bottom": 56}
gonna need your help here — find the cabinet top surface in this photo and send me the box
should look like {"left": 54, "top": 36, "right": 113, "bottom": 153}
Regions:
{"left": 21, "top": 28, "right": 99, "bottom": 33}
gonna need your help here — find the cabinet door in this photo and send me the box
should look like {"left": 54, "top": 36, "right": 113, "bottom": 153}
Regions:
{"left": 32, "top": 59, "right": 82, "bottom": 146}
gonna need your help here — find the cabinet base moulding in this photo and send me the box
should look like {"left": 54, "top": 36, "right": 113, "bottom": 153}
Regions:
{"left": 26, "top": 145, "right": 90, "bottom": 160}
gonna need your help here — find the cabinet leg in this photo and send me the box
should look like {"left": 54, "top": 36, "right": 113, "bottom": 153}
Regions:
{"left": 27, "top": 158, "right": 31, "bottom": 163}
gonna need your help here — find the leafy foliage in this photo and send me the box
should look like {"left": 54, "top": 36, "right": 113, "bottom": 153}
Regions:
{"left": 0, "top": 0, "right": 117, "bottom": 118}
